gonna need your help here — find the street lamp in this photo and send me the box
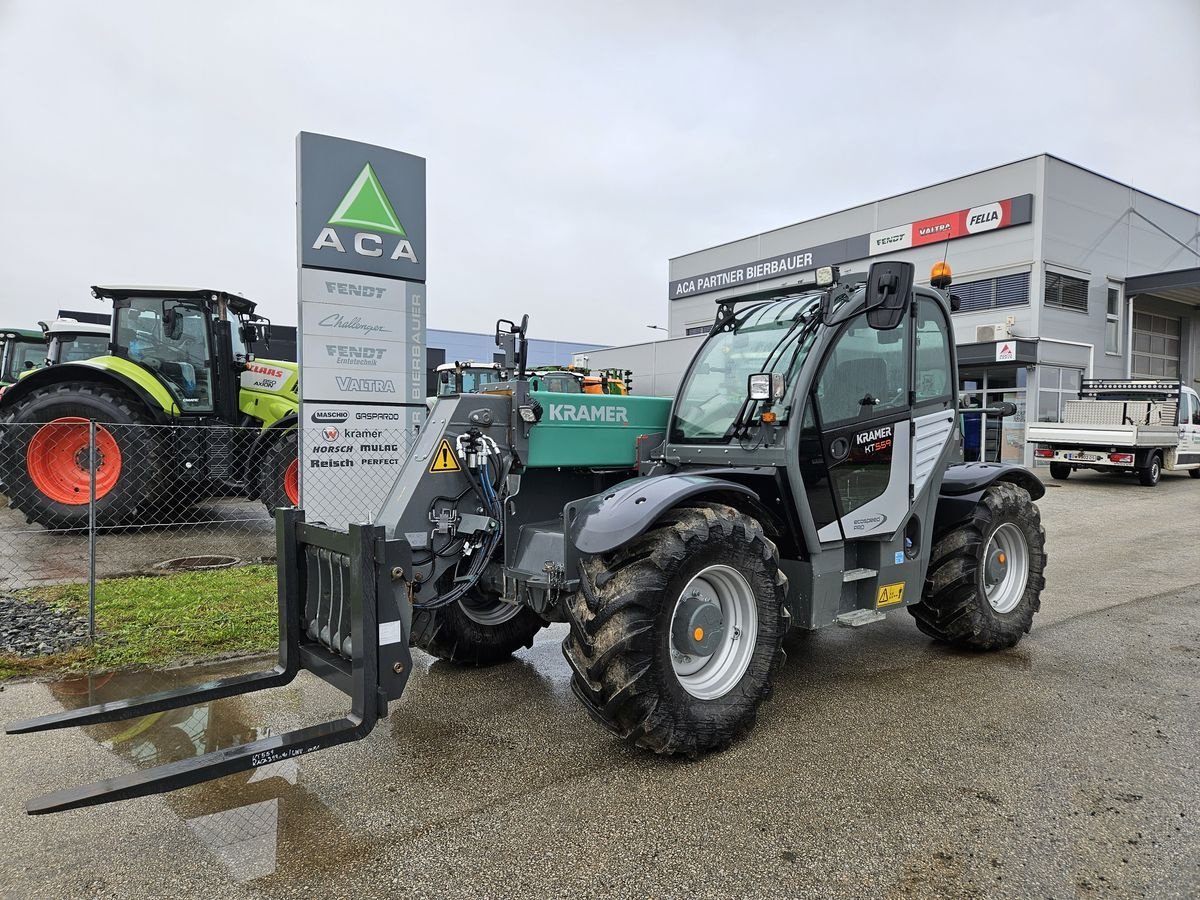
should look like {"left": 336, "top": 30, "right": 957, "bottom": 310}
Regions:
{"left": 646, "top": 325, "right": 667, "bottom": 333}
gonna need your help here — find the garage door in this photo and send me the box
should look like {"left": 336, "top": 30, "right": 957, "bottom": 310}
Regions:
{"left": 1132, "top": 312, "right": 1181, "bottom": 379}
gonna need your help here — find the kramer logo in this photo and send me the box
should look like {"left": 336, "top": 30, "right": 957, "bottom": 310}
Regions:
{"left": 336, "top": 376, "right": 396, "bottom": 393}
{"left": 311, "top": 163, "right": 419, "bottom": 264}
{"left": 311, "top": 409, "right": 348, "bottom": 423}
{"left": 548, "top": 403, "right": 629, "bottom": 423}
{"left": 321, "top": 426, "right": 340, "bottom": 442}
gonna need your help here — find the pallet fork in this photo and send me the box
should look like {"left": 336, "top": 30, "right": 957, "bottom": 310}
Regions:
{"left": 6, "top": 508, "right": 414, "bottom": 814}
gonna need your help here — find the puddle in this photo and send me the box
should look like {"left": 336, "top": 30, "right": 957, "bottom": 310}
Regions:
{"left": 45, "top": 660, "right": 369, "bottom": 883}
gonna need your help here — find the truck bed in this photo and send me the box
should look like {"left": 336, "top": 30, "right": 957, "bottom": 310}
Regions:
{"left": 1026, "top": 421, "right": 1179, "bottom": 449}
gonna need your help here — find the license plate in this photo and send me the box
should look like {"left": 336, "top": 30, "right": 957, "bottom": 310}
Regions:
{"left": 1065, "top": 452, "right": 1101, "bottom": 461}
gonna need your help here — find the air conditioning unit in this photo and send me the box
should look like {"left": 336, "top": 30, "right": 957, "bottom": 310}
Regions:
{"left": 976, "top": 323, "right": 1011, "bottom": 343}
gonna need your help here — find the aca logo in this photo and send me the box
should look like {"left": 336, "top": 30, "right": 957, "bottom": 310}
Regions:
{"left": 310, "top": 163, "right": 419, "bottom": 264}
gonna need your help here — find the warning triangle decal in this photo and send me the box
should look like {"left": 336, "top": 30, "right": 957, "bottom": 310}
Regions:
{"left": 327, "top": 163, "right": 407, "bottom": 235}
{"left": 429, "top": 438, "right": 461, "bottom": 473}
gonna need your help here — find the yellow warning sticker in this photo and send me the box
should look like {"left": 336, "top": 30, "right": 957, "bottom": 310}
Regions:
{"left": 428, "top": 438, "right": 461, "bottom": 473}
{"left": 876, "top": 582, "right": 905, "bottom": 608}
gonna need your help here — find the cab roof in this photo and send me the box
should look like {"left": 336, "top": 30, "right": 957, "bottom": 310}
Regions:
{"left": 1, "top": 328, "right": 44, "bottom": 341}
{"left": 91, "top": 285, "right": 257, "bottom": 316}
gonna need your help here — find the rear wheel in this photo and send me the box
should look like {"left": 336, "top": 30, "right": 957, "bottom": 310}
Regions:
{"left": 258, "top": 431, "right": 299, "bottom": 514}
{"left": 410, "top": 585, "right": 546, "bottom": 666}
{"left": 1189, "top": 468, "right": 1200, "bottom": 479}
{"left": 0, "top": 382, "right": 162, "bottom": 529}
{"left": 1048, "top": 462, "right": 1071, "bottom": 480}
{"left": 1138, "top": 454, "right": 1161, "bottom": 487}
{"left": 909, "top": 481, "right": 1046, "bottom": 650}
{"left": 563, "top": 502, "right": 787, "bottom": 755}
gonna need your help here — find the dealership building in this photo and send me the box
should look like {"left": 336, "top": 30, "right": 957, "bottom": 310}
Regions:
{"left": 576, "top": 154, "right": 1200, "bottom": 466}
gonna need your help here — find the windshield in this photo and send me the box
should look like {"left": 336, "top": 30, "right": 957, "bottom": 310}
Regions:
{"left": 9, "top": 340, "right": 46, "bottom": 374}
{"left": 114, "top": 297, "right": 214, "bottom": 411}
{"left": 671, "top": 295, "right": 822, "bottom": 442}
{"left": 51, "top": 333, "right": 110, "bottom": 364}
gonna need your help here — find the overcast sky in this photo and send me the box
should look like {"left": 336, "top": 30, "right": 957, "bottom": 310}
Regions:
{"left": 1, "top": 0, "right": 1197, "bottom": 346}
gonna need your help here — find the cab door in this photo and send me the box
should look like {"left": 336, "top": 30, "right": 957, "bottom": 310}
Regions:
{"left": 807, "top": 309, "right": 912, "bottom": 542}
{"left": 1179, "top": 390, "right": 1200, "bottom": 466}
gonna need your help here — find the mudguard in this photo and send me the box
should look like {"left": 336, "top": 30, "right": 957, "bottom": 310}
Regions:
{"left": 0, "top": 360, "right": 178, "bottom": 421}
{"left": 934, "top": 462, "right": 1045, "bottom": 534}
{"left": 567, "top": 474, "right": 758, "bottom": 556}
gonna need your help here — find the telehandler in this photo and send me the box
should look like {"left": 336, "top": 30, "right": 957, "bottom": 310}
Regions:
{"left": 8, "top": 260, "right": 1047, "bottom": 813}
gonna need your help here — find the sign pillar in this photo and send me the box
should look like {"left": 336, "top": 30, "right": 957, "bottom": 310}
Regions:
{"left": 296, "top": 132, "right": 426, "bottom": 525}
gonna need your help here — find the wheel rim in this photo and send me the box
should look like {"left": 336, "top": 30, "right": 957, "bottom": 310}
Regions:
{"left": 26, "top": 417, "right": 122, "bottom": 505}
{"left": 669, "top": 564, "right": 757, "bottom": 700}
{"left": 283, "top": 458, "right": 299, "bottom": 505}
{"left": 457, "top": 590, "right": 522, "bottom": 626}
{"left": 982, "top": 522, "right": 1029, "bottom": 614}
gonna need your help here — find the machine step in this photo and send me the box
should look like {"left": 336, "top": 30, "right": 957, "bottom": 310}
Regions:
{"left": 842, "top": 567, "right": 877, "bottom": 583}
{"left": 836, "top": 609, "right": 886, "bottom": 628}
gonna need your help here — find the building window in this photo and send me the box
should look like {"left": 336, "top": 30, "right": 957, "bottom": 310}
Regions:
{"left": 951, "top": 272, "right": 1030, "bottom": 313}
{"left": 1132, "top": 312, "right": 1181, "bottom": 379}
{"left": 1044, "top": 272, "right": 1089, "bottom": 313}
{"left": 684, "top": 324, "right": 710, "bottom": 336}
{"left": 1036, "top": 365, "right": 1083, "bottom": 422}
{"left": 1105, "top": 286, "right": 1121, "bottom": 354}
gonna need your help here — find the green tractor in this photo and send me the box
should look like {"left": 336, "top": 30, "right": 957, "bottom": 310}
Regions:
{"left": 0, "top": 327, "right": 47, "bottom": 390}
{"left": 0, "top": 286, "right": 299, "bottom": 529}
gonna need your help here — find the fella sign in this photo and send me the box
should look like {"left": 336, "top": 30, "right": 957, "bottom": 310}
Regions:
{"left": 297, "top": 133, "right": 427, "bottom": 525}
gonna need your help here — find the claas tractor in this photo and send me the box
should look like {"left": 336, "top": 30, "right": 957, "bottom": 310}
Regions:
{"left": 8, "top": 261, "right": 1047, "bottom": 813}
{"left": 0, "top": 286, "right": 299, "bottom": 529}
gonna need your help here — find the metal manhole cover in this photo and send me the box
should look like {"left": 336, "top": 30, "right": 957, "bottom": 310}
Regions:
{"left": 154, "top": 555, "right": 241, "bottom": 571}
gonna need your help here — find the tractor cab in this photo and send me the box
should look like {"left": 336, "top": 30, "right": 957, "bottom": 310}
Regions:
{"left": 0, "top": 328, "right": 47, "bottom": 387}
{"left": 96, "top": 286, "right": 271, "bottom": 423}
{"left": 42, "top": 318, "right": 112, "bottom": 366}
{"left": 435, "top": 360, "right": 505, "bottom": 397}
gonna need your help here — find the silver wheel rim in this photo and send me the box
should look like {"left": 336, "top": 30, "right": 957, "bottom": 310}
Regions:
{"left": 982, "top": 522, "right": 1029, "bottom": 614}
{"left": 669, "top": 564, "right": 758, "bottom": 700}
{"left": 458, "top": 591, "right": 522, "bottom": 626}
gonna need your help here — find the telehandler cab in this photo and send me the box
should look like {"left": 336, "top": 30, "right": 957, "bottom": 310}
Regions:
{"left": 8, "top": 261, "right": 1047, "bottom": 814}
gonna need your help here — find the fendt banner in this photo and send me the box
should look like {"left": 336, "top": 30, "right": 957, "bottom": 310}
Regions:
{"left": 297, "top": 133, "right": 427, "bottom": 525}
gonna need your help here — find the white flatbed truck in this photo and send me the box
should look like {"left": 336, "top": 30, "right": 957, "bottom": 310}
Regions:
{"left": 1027, "top": 379, "right": 1200, "bottom": 486}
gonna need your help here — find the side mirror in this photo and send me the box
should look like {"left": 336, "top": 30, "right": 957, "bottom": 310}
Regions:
{"left": 162, "top": 307, "right": 183, "bottom": 341}
{"left": 439, "top": 371, "right": 450, "bottom": 384}
{"left": 865, "top": 260, "right": 914, "bottom": 330}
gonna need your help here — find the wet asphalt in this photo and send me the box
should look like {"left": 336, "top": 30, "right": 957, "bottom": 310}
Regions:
{"left": 0, "top": 470, "right": 1198, "bottom": 899}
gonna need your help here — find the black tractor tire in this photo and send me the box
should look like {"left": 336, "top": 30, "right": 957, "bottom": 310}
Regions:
{"left": 410, "top": 585, "right": 546, "bottom": 666}
{"left": 0, "top": 382, "right": 164, "bottom": 530}
{"left": 909, "top": 481, "right": 1047, "bottom": 651}
{"left": 562, "top": 502, "right": 788, "bottom": 756}
{"left": 258, "top": 431, "right": 299, "bottom": 515}
{"left": 1048, "top": 462, "right": 1072, "bottom": 480}
{"left": 1137, "top": 454, "right": 1162, "bottom": 487}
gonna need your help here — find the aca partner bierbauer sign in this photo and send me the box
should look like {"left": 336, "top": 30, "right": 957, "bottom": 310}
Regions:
{"left": 669, "top": 235, "right": 869, "bottom": 300}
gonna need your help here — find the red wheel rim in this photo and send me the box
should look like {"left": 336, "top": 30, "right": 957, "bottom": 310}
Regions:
{"left": 26, "top": 417, "right": 123, "bottom": 506}
{"left": 284, "top": 457, "right": 299, "bottom": 506}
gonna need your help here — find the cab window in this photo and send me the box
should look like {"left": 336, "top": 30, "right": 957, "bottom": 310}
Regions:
{"left": 113, "top": 298, "right": 214, "bottom": 411}
{"left": 914, "top": 298, "right": 953, "bottom": 406}
{"left": 815, "top": 311, "right": 909, "bottom": 428}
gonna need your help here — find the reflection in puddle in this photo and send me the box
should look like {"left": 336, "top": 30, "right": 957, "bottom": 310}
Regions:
{"left": 48, "top": 661, "right": 360, "bottom": 883}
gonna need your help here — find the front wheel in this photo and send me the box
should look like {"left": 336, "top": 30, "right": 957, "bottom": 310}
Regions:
{"left": 909, "top": 481, "right": 1047, "bottom": 651}
{"left": 563, "top": 502, "right": 787, "bottom": 756}
{"left": 410, "top": 585, "right": 546, "bottom": 666}
{"left": 258, "top": 431, "right": 299, "bottom": 514}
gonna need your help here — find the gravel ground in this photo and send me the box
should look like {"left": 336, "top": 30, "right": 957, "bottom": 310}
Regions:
{"left": 0, "top": 595, "right": 88, "bottom": 657}
{"left": 0, "top": 470, "right": 1197, "bottom": 898}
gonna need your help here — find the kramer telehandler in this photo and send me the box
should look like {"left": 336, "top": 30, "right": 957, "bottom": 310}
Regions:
{"left": 9, "top": 261, "right": 1047, "bottom": 813}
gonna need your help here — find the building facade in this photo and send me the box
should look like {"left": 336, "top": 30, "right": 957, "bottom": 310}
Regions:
{"left": 579, "top": 155, "right": 1200, "bottom": 466}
